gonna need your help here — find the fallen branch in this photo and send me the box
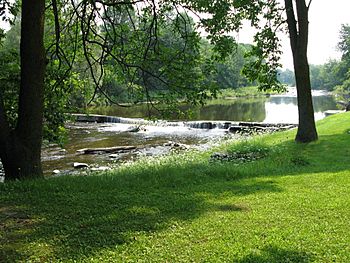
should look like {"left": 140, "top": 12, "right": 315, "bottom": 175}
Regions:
{"left": 77, "top": 146, "right": 137, "bottom": 154}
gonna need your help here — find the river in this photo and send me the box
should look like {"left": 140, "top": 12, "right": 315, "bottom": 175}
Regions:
{"left": 88, "top": 89, "right": 336, "bottom": 123}
{"left": 37, "top": 88, "right": 339, "bottom": 176}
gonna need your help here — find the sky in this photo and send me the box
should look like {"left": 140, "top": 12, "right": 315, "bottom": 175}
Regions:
{"left": 307, "top": 0, "right": 350, "bottom": 67}
{"left": 237, "top": 0, "right": 350, "bottom": 69}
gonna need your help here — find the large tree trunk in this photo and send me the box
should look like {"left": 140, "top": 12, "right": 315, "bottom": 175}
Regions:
{"left": 285, "top": 0, "right": 318, "bottom": 143}
{"left": 1, "top": 134, "right": 43, "bottom": 180}
{"left": 0, "top": 0, "right": 46, "bottom": 181}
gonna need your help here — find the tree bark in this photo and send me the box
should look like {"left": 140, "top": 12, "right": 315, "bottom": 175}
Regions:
{"left": 284, "top": 0, "right": 318, "bottom": 143}
{"left": 0, "top": 95, "right": 10, "bottom": 174}
{"left": 0, "top": 0, "right": 46, "bottom": 181}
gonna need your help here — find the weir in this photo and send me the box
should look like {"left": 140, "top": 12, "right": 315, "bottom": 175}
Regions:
{"left": 71, "top": 113, "right": 298, "bottom": 131}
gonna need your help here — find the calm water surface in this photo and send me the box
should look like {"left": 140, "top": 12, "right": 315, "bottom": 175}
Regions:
{"left": 89, "top": 89, "right": 337, "bottom": 123}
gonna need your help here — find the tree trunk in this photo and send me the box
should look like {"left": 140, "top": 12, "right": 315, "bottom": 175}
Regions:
{"left": 294, "top": 51, "right": 318, "bottom": 142}
{"left": 0, "top": 0, "right": 46, "bottom": 181}
{"left": 284, "top": 0, "right": 318, "bottom": 143}
{"left": 1, "top": 134, "right": 43, "bottom": 180}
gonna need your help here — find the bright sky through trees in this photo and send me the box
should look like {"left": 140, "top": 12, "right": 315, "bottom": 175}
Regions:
{"left": 307, "top": 0, "right": 350, "bottom": 66}
{"left": 236, "top": 0, "right": 350, "bottom": 69}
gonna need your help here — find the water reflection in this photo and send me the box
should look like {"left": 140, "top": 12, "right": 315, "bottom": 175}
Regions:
{"left": 185, "top": 99, "right": 266, "bottom": 122}
{"left": 90, "top": 93, "right": 337, "bottom": 124}
{"left": 265, "top": 95, "right": 337, "bottom": 123}
{"left": 90, "top": 98, "right": 267, "bottom": 122}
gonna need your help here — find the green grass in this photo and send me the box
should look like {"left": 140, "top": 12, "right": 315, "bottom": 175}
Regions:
{"left": 1, "top": 113, "right": 350, "bottom": 262}
{"left": 217, "top": 86, "right": 280, "bottom": 99}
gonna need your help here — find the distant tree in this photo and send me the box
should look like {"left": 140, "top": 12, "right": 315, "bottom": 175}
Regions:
{"left": 333, "top": 24, "right": 350, "bottom": 102}
{"left": 277, "top": 68, "right": 295, "bottom": 87}
{"left": 214, "top": 44, "right": 251, "bottom": 89}
{"left": 336, "top": 24, "right": 350, "bottom": 84}
{"left": 317, "top": 61, "right": 342, "bottom": 91}
{"left": 338, "top": 24, "right": 350, "bottom": 60}
{"left": 309, "top": 64, "right": 323, "bottom": 89}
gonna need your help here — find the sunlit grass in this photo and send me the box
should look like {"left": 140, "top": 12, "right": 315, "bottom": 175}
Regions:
{"left": 1, "top": 113, "right": 350, "bottom": 262}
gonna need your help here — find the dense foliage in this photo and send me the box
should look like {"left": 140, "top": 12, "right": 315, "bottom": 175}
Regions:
{"left": 333, "top": 24, "right": 350, "bottom": 102}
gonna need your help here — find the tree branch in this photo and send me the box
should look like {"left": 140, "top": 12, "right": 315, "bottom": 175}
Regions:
{"left": 52, "top": 0, "right": 60, "bottom": 55}
{"left": 94, "top": 0, "right": 144, "bottom": 7}
{"left": 284, "top": 0, "right": 298, "bottom": 54}
{"left": 307, "top": 0, "right": 313, "bottom": 10}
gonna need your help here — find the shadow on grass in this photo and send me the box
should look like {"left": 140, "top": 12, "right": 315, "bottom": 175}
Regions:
{"left": 229, "top": 131, "right": 350, "bottom": 179}
{"left": 290, "top": 132, "right": 350, "bottom": 173}
{"left": 0, "top": 168, "right": 282, "bottom": 262}
{"left": 236, "top": 245, "right": 315, "bottom": 263}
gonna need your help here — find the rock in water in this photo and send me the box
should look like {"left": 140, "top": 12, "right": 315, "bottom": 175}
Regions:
{"left": 163, "top": 141, "right": 189, "bottom": 150}
{"left": 227, "top": 126, "right": 249, "bottom": 133}
{"left": 73, "top": 162, "right": 89, "bottom": 169}
{"left": 126, "top": 125, "right": 146, "bottom": 132}
{"left": 91, "top": 166, "right": 110, "bottom": 171}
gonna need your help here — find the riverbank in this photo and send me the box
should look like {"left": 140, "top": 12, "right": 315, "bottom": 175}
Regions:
{"left": 1, "top": 112, "right": 350, "bottom": 262}
{"left": 217, "top": 86, "right": 281, "bottom": 99}
{"left": 332, "top": 85, "right": 350, "bottom": 110}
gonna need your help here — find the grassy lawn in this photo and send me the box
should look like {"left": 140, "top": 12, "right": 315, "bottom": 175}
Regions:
{"left": 1, "top": 112, "right": 350, "bottom": 262}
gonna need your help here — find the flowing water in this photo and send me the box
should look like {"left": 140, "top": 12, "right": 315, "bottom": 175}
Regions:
{"left": 40, "top": 89, "right": 337, "bottom": 176}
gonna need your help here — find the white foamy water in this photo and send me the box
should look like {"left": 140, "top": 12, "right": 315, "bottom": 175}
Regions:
{"left": 98, "top": 122, "right": 228, "bottom": 139}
